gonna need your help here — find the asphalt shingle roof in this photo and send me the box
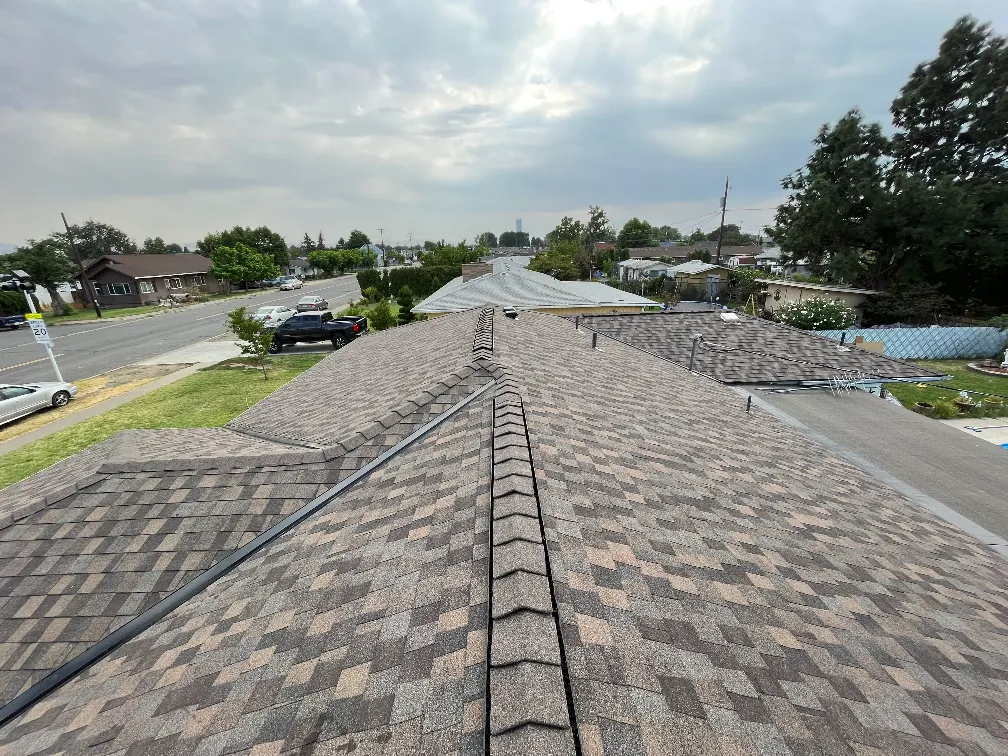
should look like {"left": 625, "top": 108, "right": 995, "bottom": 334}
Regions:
{"left": 0, "top": 307, "right": 1005, "bottom": 756}
{"left": 579, "top": 311, "right": 947, "bottom": 384}
{"left": 83, "top": 254, "right": 213, "bottom": 279}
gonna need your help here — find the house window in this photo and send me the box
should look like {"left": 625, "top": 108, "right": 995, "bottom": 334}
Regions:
{"left": 107, "top": 283, "right": 132, "bottom": 295}
{"left": 139, "top": 281, "right": 155, "bottom": 294}
{"left": 192, "top": 274, "right": 205, "bottom": 286}
{"left": 93, "top": 282, "right": 102, "bottom": 295}
{"left": 166, "top": 277, "right": 183, "bottom": 289}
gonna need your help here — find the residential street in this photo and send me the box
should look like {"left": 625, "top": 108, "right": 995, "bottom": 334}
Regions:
{"left": 0, "top": 276, "right": 361, "bottom": 384}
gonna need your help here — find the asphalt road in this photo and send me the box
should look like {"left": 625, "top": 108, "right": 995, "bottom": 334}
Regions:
{"left": 0, "top": 277, "right": 361, "bottom": 384}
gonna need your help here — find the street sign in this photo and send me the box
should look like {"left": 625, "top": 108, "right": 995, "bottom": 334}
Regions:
{"left": 25, "top": 313, "right": 52, "bottom": 346}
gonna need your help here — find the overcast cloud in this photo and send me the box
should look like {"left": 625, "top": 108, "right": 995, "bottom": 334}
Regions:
{"left": 1, "top": 0, "right": 1005, "bottom": 248}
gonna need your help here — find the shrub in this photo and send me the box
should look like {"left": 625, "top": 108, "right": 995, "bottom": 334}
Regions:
{"left": 775, "top": 297, "right": 856, "bottom": 330}
{"left": 368, "top": 299, "right": 396, "bottom": 331}
{"left": 362, "top": 286, "right": 379, "bottom": 302}
{"left": 986, "top": 314, "right": 1008, "bottom": 329}
{"left": 396, "top": 285, "right": 415, "bottom": 324}
{"left": 932, "top": 400, "right": 960, "bottom": 420}
{"left": 356, "top": 269, "right": 381, "bottom": 294}
{"left": 385, "top": 265, "right": 461, "bottom": 298}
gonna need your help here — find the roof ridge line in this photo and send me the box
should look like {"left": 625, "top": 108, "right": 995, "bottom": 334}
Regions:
{"left": 485, "top": 382, "right": 582, "bottom": 756}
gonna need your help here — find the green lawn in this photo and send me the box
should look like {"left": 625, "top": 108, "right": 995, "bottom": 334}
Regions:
{"left": 887, "top": 359, "right": 1008, "bottom": 419}
{"left": 0, "top": 354, "right": 325, "bottom": 489}
{"left": 48, "top": 305, "right": 161, "bottom": 321}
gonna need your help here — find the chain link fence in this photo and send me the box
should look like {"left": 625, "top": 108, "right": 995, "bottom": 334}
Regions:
{"left": 815, "top": 326, "right": 1008, "bottom": 360}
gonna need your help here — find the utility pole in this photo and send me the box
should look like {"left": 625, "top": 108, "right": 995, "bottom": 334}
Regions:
{"left": 62, "top": 212, "right": 102, "bottom": 318}
{"left": 378, "top": 227, "right": 386, "bottom": 268}
{"left": 714, "top": 176, "right": 729, "bottom": 266}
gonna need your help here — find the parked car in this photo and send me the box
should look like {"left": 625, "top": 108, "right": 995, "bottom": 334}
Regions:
{"left": 252, "top": 305, "right": 294, "bottom": 326}
{"left": 268, "top": 313, "right": 368, "bottom": 353}
{"left": 279, "top": 277, "right": 303, "bottom": 290}
{"left": 296, "top": 295, "right": 328, "bottom": 311}
{"left": 0, "top": 314, "right": 27, "bottom": 330}
{"left": 1, "top": 381, "right": 79, "bottom": 425}
{"left": 259, "top": 278, "right": 282, "bottom": 288}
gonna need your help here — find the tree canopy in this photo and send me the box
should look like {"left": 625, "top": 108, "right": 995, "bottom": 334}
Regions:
{"left": 768, "top": 15, "right": 1008, "bottom": 310}
{"left": 346, "top": 230, "right": 371, "bottom": 249}
{"left": 477, "top": 232, "right": 498, "bottom": 248}
{"left": 528, "top": 241, "right": 579, "bottom": 280}
{"left": 208, "top": 242, "right": 280, "bottom": 289}
{"left": 498, "top": 231, "right": 530, "bottom": 248}
{"left": 197, "top": 226, "right": 290, "bottom": 269}
{"left": 4, "top": 239, "right": 78, "bottom": 315}
{"left": 617, "top": 218, "right": 655, "bottom": 250}
{"left": 418, "top": 240, "right": 480, "bottom": 267}
{"left": 56, "top": 220, "right": 138, "bottom": 259}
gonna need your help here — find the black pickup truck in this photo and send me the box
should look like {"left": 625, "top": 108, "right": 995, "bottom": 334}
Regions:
{"left": 0, "top": 314, "right": 28, "bottom": 331}
{"left": 268, "top": 312, "right": 367, "bottom": 353}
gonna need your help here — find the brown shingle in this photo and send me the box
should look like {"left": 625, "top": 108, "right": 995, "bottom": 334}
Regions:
{"left": 84, "top": 254, "right": 213, "bottom": 279}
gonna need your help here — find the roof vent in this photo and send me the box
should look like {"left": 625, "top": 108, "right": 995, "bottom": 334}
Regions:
{"left": 503, "top": 306, "right": 518, "bottom": 319}
{"left": 719, "top": 312, "right": 740, "bottom": 322}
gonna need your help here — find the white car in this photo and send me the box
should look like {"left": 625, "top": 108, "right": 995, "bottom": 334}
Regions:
{"left": 1, "top": 381, "right": 79, "bottom": 426}
{"left": 279, "top": 277, "right": 303, "bottom": 290}
{"left": 252, "top": 306, "right": 294, "bottom": 326}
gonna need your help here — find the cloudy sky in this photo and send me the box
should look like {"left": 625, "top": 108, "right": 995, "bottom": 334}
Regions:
{"left": 1, "top": 0, "right": 1005, "bottom": 249}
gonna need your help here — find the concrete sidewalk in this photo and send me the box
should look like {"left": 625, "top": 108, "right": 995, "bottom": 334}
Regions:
{"left": 0, "top": 363, "right": 202, "bottom": 457}
{"left": 941, "top": 417, "right": 1008, "bottom": 447}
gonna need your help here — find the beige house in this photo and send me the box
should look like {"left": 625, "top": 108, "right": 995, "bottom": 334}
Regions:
{"left": 758, "top": 280, "right": 878, "bottom": 320}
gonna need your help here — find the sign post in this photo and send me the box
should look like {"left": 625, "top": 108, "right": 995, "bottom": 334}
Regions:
{"left": 24, "top": 313, "right": 64, "bottom": 383}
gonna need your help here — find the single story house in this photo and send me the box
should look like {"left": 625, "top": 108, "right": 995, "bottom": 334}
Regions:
{"left": 759, "top": 279, "right": 878, "bottom": 320}
{"left": 667, "top": 260, "right": 732, "bottom": 300}
{"left": 79, "top": 254, "right": 224, "bottom": 308}
{"left": 617, "top": 258, "right": 678, "bottom": 282}
{"left": 288, "top": 257, "right": 318, "bottom": 278}
{"left": 414, "top": 257, "right": 655, "bottom": 317}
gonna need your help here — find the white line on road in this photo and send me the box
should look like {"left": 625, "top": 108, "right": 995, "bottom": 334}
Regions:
{"left": 0, "top": 354, "right": 65, "bottom": 373}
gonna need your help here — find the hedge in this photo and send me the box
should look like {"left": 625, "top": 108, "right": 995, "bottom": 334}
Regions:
{"left": 357, "top": 266, "right": 461, "bottom": 301}
{"left": 0, "top": 291, "right": 41, "bottom": 316}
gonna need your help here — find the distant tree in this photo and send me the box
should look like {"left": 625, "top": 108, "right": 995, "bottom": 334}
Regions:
{"left": 347, "top": 230, "right": 371, "bottom": 249}
{"left": 338, "top": 237, "right": 346, "bottom": 248}
{"left": 307, "top": 249, "right": 337, "bottom": 277}
{"left": 423, "top": 240, "right": 437, "bottom": 251}
{"left": 55, "top": 220, "right": 137, "bottom": 259}
{"left": 530, "top": 236, "right": 544, "bottom": 248}
{"left": 165, "top": 243, "right": 183, "bottom": 254}
{"left": 655, "top": 225, "right": 680, "bottom": 242}
{"left": 316, "top": 231, "right": 325, "bottom": 250}
{"left": 499, "top": 231, "right": 530, "bottom": 247}
{"left": 141, "top": 237, "right": 168, "bottom": 254}
{"left": 419, "top": 240, "right": 480, "bottom": 266}
{"left": 225, "top": 306, "right": 274, "bottom": 380}
{"left": 705, "top": 223, "right": 759, "bottom": 246}
{"left": 209, "top": 242, "right": 279, "bottom": 291}
{"left": 477, "top": 232, "right": 498, "bottom": 248}
{"left": 528, "top": 241, "right": 579, "bottom": 280}
{"left": 4, "top": 239, "right": 77, "bottom": 315}
{"left": 617, "top": 218, "right": 655, "bottom": 250}
{"left": 688, "top": 249, "right": 712, "bottom": 263}
{"left": 183, "top": 245, "right": 190, "bottom": 253}
{"left": 583, "top": 205, "right": 614, "bottom": 277}
{"left": 686, "top": 228, "right": 708, "bottom": 244}
{"left": 300, "top": 233, "right": 315, "bottom": 255}
{"left": 545, "top": 217, "right": 584, "bottom": 246}
{"left": 197, "top": 226, "right": 289, "bottom": 269}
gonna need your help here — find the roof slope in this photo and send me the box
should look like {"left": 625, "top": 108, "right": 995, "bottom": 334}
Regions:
{"left": 1, "top": 308, "right": 1006, "bottom": 756}
{"left": 84, "top": 254, "right": 212, "bottom": 278}
{"left": 414, "top": 266, "right": 653, "bottom": 314}
{"left": 580, "top": 311, "right": 946, "bottom": 384}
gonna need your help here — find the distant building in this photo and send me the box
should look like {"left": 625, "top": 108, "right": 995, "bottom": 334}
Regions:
{"left": 516, "top": 218, "right": 522, "bottom": 234}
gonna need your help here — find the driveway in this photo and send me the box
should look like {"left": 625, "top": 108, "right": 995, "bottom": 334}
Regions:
{"left": 754, "top": 388, "right": 1008, "bottom": 550}
{"left": 0, "top": 276, "right": 360, "bottom": 383}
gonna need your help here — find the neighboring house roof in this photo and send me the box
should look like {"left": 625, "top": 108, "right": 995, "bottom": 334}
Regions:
{"left": 82, "top": 253, "right": 212, "bottom": 279}
{"left": 755, "top": 249, "right": 783, "bottom": 261}
{"left": 669, "top": 260, "right": 731, "bottom": 276}
{"left": 289, "top": 257, "right": 315, "bottom": 268}
{"left": 757, "top": 279, "right": 880, "bottom": 296}
{"left": 626, "top": 246, "right": 687, "bottom": 259}
{"left": 617, "top": 259, "right": 671, "bottom": 271}
{"left": 413, "top": 264, "right": 654, "bottom": 314}
{"left": 490, "top": 256, "right": 532, "bottom": 271}
{"left": 579, "top": 311, "right": 947, "bottom": 384}
{"left": 0, "top": 308, "right": 1004, "bottom": 756}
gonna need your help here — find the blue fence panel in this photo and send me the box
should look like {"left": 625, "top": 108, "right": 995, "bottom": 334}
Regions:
{"left": 814, "top": 326, "right": 1008, "bottom": 360}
